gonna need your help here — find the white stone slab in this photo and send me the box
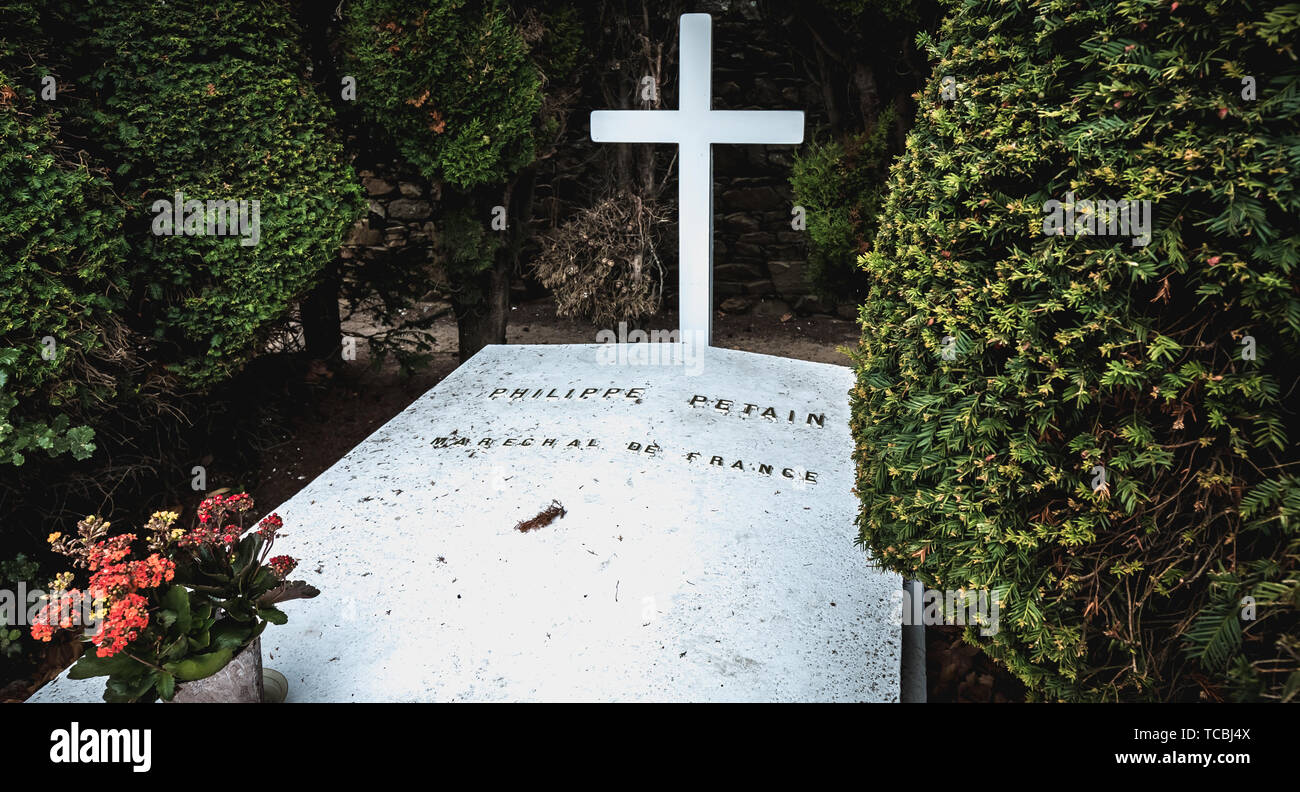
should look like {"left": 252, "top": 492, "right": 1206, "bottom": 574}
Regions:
{"left": 30, "top": 344, "right": 899, "bottom": 702}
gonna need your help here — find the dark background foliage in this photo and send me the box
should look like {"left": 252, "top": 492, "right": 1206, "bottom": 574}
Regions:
{"left": 1, "top": 0, "right": 364, "bottom": 590}
{"left": 73, "top": 0, "right": 365, "bottom": 388}
{"left": 0, "top": 2, "right": 130, "bottom": 469}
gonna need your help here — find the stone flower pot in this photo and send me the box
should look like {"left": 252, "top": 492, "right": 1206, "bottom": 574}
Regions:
{"left": 171, "top": 637, "right": 268, "bottom": 703}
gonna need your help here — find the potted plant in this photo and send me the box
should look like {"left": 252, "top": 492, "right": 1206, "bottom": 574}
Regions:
{"left": 31, "top": 493, "right": 317, "bottom": 702}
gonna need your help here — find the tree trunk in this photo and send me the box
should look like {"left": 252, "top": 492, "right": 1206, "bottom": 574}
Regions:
{"left": 851, "top": 61, "right": 881, "bottom": 131}
{"left": 451, "top": 167, "right": 535, "bottom": 361}
{"left": 293, "top": 3, "right": 346, "bottom": 365}
{"left": 301, "top": 262, "right": 343, "bottom": 363}
{"left": 453, "top": 260, "right": 509, "bottom": 361}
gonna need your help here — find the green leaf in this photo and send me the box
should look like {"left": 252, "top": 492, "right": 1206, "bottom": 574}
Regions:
{"left": 258, "top": 607, "right": 288, "bottom": 625}
{"left": 163, "top": 647, "right": 234, "bottom": 681}
{"left": 210, "top": 622, "right": 253, "bottom": 651}
{"left": 69, "top": 650, "right": 146, "bottom": 680}
{"left": 103, "top": 671, "right": 158, "bottom": 702}
{"left": 162, "top": 584, "right": 191, "bottom": 635}
{"left": 157, "top": 671, "right": 176, "bottom": 701}
{"left": 259, "top": 580, "right": 320, "bottom": 606}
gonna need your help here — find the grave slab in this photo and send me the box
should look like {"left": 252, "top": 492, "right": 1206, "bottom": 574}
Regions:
{"left": 30, "top": 344, "right": 900, "bottom": 702}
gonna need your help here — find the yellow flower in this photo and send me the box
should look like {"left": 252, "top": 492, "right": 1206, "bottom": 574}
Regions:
{"left": 47, "top": 532, "right": 62, "bottom": 544}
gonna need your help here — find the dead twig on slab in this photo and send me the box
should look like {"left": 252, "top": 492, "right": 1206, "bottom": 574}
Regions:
{"left": 514, "top": 500, "right": 566, "bottom": 533}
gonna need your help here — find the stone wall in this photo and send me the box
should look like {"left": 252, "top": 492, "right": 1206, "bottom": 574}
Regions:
{"left": 342, "top": 164, "right": 447, "bottom": 292}
{"left": 343, "top": 5, "right": 849, "bottom": 319}
{"left": 708, "top": 6, "right": 837, "bottom": 318}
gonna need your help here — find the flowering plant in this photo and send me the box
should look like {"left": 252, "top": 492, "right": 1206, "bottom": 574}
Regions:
{"left": 32, "top": 493, "right": 318, "bottom": 702}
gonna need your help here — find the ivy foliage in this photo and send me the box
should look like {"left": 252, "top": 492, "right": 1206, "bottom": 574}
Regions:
{"left": 0, "top": 1, "right": 126, "bottom": 466}
{"left": 338, "top": 0, "right": 546, "bottom": 355}
{"left": 853, "top": 0, "right": 1300, "bottom": 700}
{"left": 340, "top": 0, "right": 542, "bottom": 192}
{"left": 73, "top": 0, "right": 364, "bottom": 387}
{"left": 790, "top": 107, "right": 896, "bottom": 301}
{"left": 787, "top": 0, "right": 937, "bottom": 299}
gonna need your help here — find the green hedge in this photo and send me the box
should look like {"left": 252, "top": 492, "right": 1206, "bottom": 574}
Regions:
{"left": 790, "top": 109, "right": 895, "bottom": 300}
{"left": 0, "top": 1, "right": 126, "bottom": 466}
{"left": 339, "top": 0, "right": 545, "bottom": 359}
{"left": 76, "top": 0, "right": 364, "bottom": 387}
{"left": 853, "top": 0, "right": 1299, "bottom": 700}
{"left": 340, "top": 0, "right": 541, "bottom": 191}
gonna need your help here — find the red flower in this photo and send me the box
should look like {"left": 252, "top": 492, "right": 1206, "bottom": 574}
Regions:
{"left": 86, "top": 534, "right": 136, "bottom": 571}
{"left": 257, "top": 513, "right": 283, "bottom": 539}
{"left": 90, "top": 593, "right": 150, "bottom": 658}
{"left": 196, "top": 492, "right": 255, "bottom": 532}
{"left": 268, "top": 555, "right": 298, "bottom": 579}
{"left": 178, "top": 524, "right": 220, "bottom": 547}
{"left": 128, "top": 554, "right": 175, "bottom": 589}
{"left": 31, "top": 589, "right": 87, "bottom": 642}
{"left": 88, "top": 562, "right": 133, "bottom": 597}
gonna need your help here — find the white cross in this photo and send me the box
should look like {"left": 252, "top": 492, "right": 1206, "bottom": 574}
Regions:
{"left": 590, "top": 13, "right": 804, "bottom": 345}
